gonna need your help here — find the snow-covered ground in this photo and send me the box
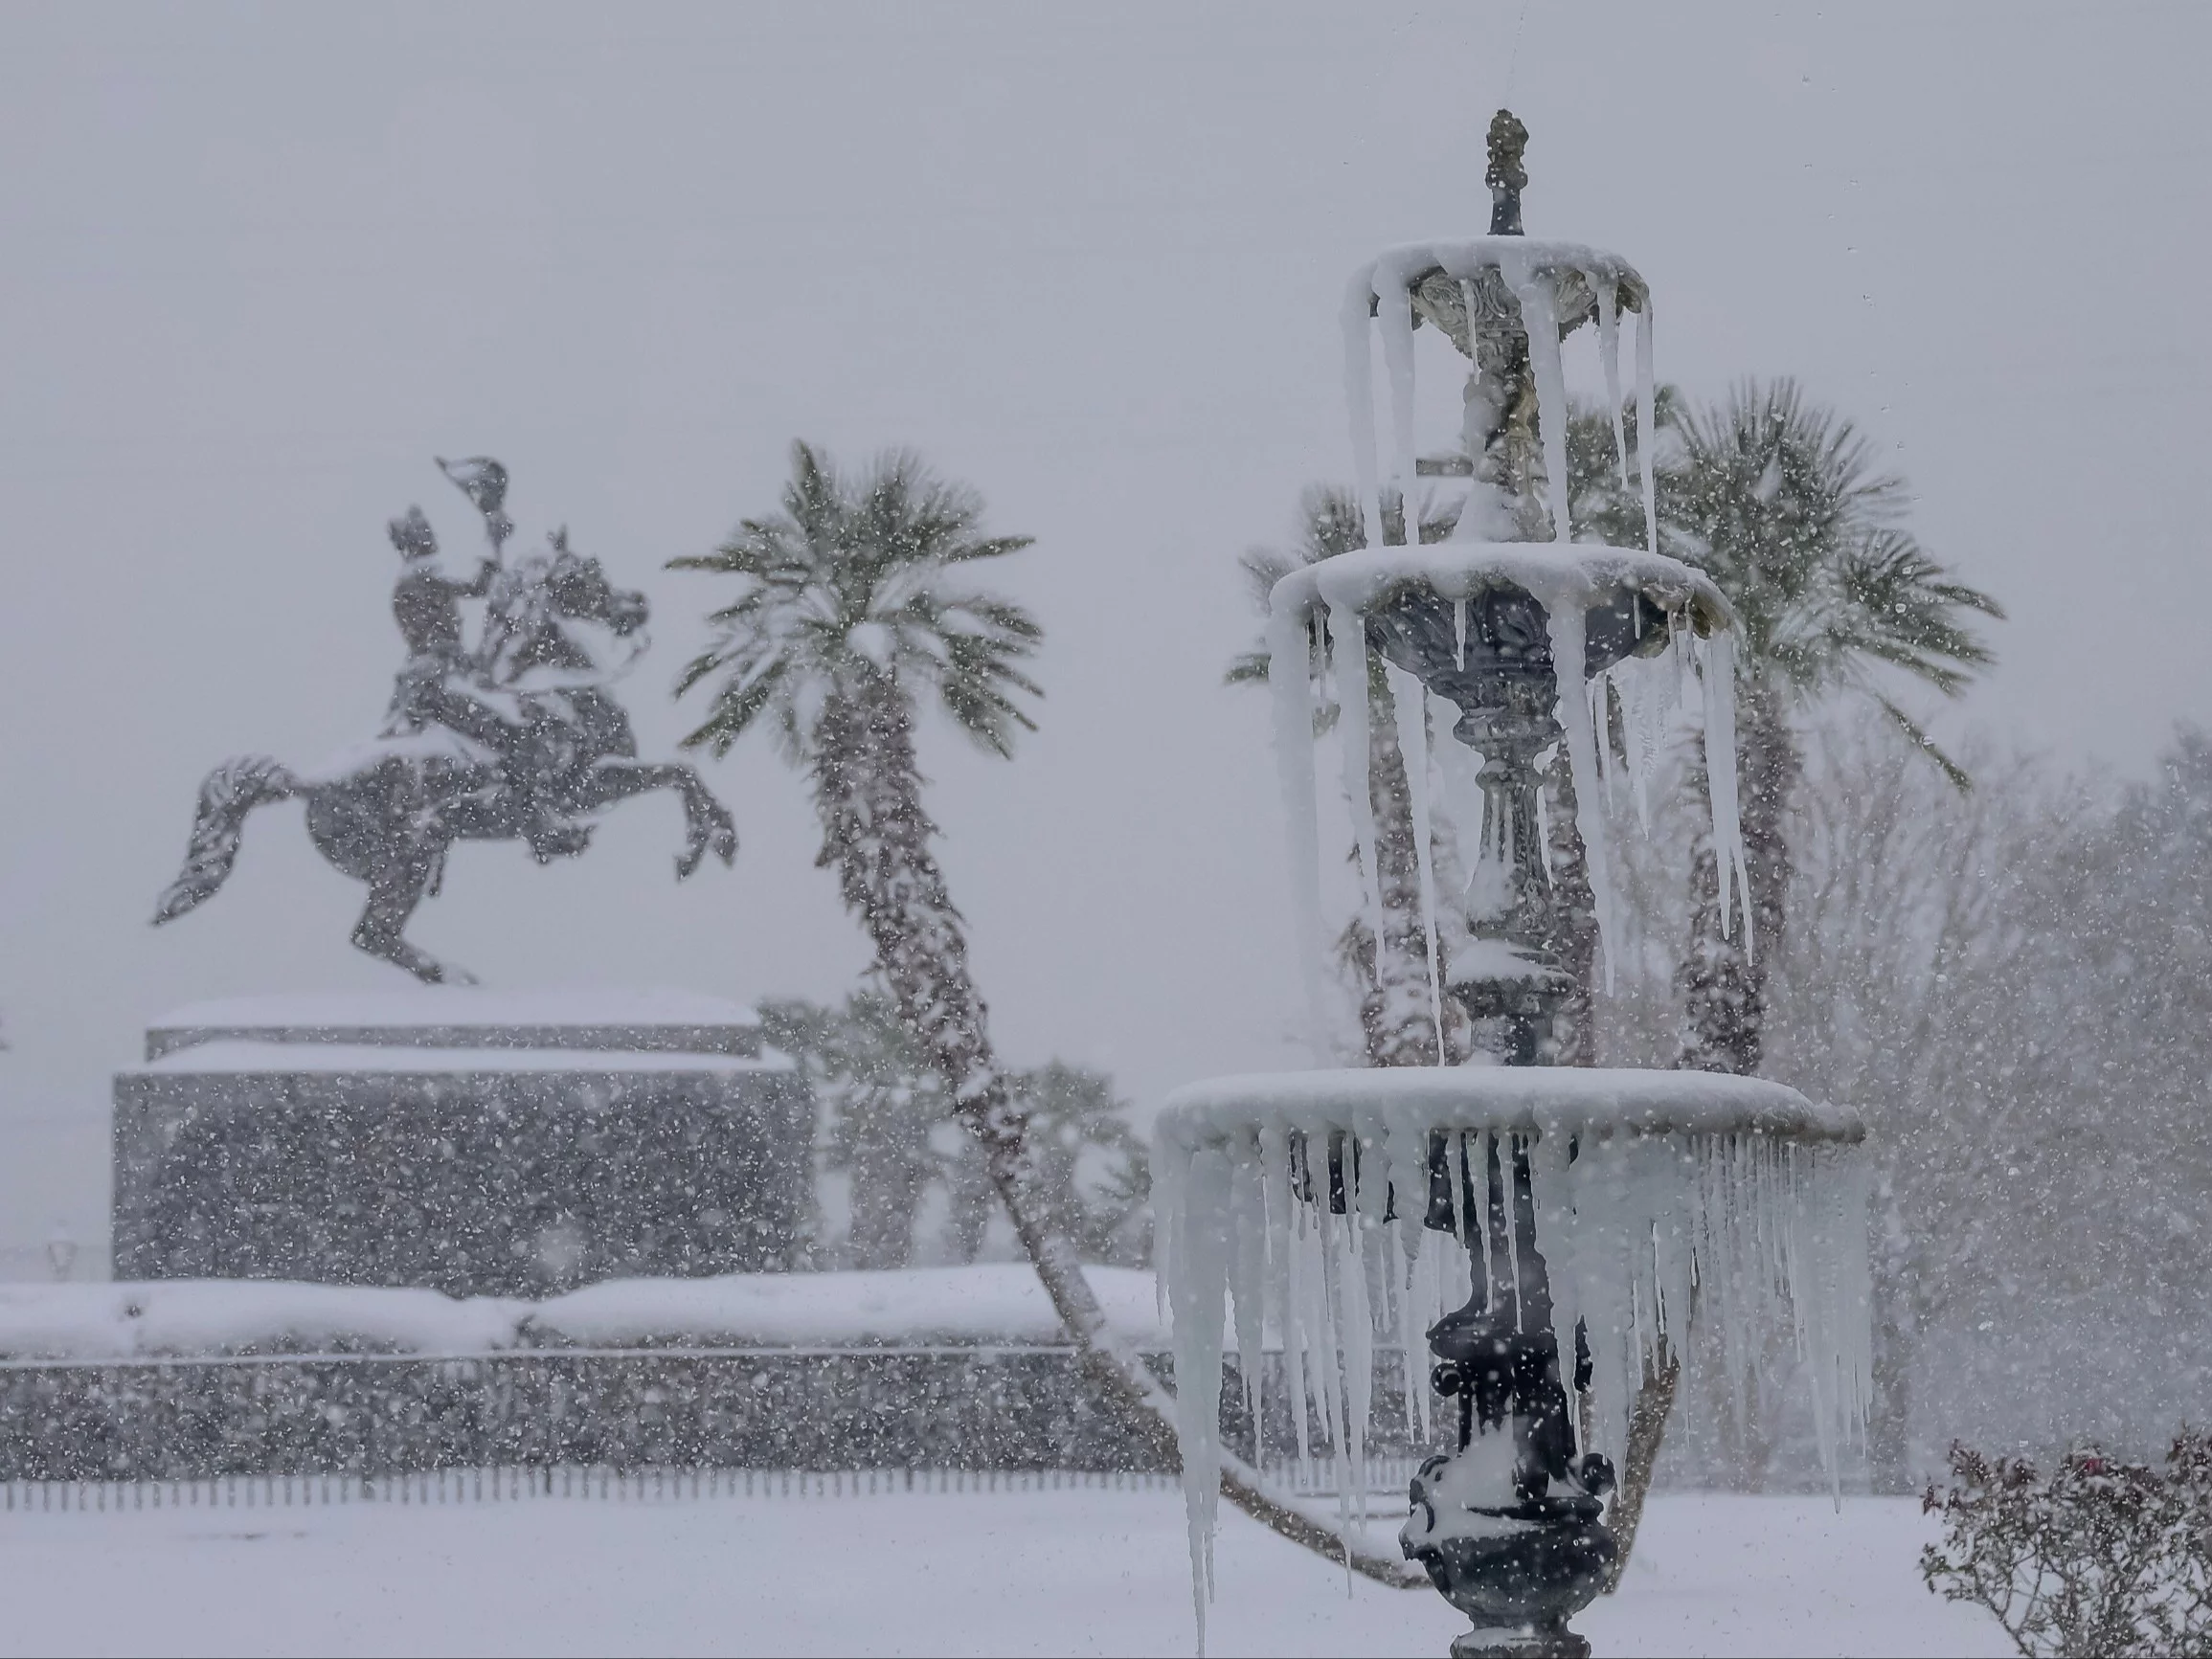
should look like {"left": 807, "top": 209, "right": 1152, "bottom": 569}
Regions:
{"left": 0, "top": 1482, "right": 2006, "bottom": 1658}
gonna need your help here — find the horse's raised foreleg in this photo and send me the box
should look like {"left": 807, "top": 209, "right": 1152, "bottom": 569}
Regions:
{"left": 580, "top": 759, "right": 738, "bottom": 879}
{"left": 350, "top": 850, "right": 477, "bottom": 984}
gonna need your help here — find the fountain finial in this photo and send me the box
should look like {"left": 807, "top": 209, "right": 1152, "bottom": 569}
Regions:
{"left": 1486, "top": 107, "right": 1528, "bottom": 235}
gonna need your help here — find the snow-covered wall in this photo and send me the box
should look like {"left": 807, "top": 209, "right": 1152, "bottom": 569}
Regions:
{"left": 0, "top": 1265, "right": 1167, "bottom": 1362}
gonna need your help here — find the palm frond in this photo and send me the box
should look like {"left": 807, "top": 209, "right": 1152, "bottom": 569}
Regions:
{"left": 1224, "top": 648, "right": 1272, "bottom": 687}
{"left": 679, "top": 656, "right": 790, "bottom": 758}
{"left": 1873, "top": 695, "right": 1974, "bottom": 792}
{"left": 673, "top": 441, "right": 1042, "bottom": 765}
{"left": 1660, "top": 380, "right": 2001, "bottom": 713}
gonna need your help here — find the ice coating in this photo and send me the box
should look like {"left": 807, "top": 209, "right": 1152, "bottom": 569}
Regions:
{"left": 1166, "top": 1146, "right": 1230, "bottom": 1648}
{"left": 1376, "top": 264, "right": 1421, "bottom": 539}
{"left": 1636, "top": 297, "right": 1658, "bottom": 553}
{"left": 1341, "top": 280, "right": 1388, "bottom": 553}
{"left": 1386, "top": 660, "right": 1446, "bottom": 1058}
{"left": 1537, "top": 592, "right": 1618, "bottom": 989}
{"left": 1596, "top": 280, "right": 1631, "bottom": 489}
{"left": 1501, "top": 249, "right": 1575, "bottom": 546}
{"left": 1426, "top": 688, "right": 1486, "bottom": 899}
{"left": 1266, "top": 602, "right": 1332, "bottom": 1056}
{"left": 1155, "top": 1068, "right": 1871, "bottom": 1600}
{"left": 1330, "top": 604, "right": 1385, "bottom": 977}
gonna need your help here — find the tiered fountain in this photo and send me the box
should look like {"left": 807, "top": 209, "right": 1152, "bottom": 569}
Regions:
{"left": 1157, "top": 113, "right": 1869, "bottom": 1658}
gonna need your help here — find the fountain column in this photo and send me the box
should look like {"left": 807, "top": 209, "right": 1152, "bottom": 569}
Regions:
{"left": 1391, "top": 112, "right": 1617, "bottom": 1658}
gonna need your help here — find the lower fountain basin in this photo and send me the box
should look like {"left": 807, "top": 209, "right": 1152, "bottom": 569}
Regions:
{"left": 1157, "top": 1065, "right": 1861, "bottom": 1155}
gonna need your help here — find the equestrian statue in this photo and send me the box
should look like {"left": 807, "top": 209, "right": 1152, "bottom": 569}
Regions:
{"left": 153, "top": 457, "right": 738, "bottom": 983}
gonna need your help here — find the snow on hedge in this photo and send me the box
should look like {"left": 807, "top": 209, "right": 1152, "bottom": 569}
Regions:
{"left": 0, "top": 1266, "right": 1165, "bottom": 1362}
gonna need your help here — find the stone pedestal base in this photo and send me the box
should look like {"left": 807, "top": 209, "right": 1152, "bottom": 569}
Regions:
{"left": 1451, "top": 1625, "right": 1591, "bottom": 1659}
{"left": 112, "top": 989, "right": 811, "bottom": 1296}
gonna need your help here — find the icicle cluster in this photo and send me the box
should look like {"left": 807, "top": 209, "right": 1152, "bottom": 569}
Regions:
{"left": 1343, "top": 239, "right": 1654, "bottom": 556}
{"left": 1155, "top": 1068, "right": 1870, "bottom": 1606}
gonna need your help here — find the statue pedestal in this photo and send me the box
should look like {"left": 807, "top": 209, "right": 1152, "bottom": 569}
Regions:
{"left": 112, "top": 989, "right": 811, "bottom": 1296}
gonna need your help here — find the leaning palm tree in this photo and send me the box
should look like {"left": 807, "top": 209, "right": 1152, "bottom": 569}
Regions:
{"left": 1586, "top": 380, "right": 2004, "bottom": 1076}
{"left": 673, "top": 442, "right": 1418, "bottom": 1583}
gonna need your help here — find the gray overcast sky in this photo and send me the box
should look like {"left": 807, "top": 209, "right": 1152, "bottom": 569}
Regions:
{"left": 2, "top": 2, "right": 2206, "bottom": 1270}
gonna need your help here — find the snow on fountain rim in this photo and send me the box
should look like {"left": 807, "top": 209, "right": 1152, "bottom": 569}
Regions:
{"left": 1268, "top": 541, "right": 1735, "bottom": 634}
{"left": 1157, "top": 1066, "right": 1861, "bottom": 1152}
{"left": 1356, "top": 237, "right": 1649, "bottom": 306}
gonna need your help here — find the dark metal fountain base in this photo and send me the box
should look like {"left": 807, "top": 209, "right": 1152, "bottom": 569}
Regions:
{"left": 1450, "top": 1624, "right": 1592, "bottom": 1659}
{"left": 1405, "top": 1482, "right": 1615, "bottom": 1659}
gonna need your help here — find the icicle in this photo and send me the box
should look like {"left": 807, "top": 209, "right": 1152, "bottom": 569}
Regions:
{"left": 1387, "top": 661, "right": 1446, "bottom": 1060}
{"left": 1588, "top": 671, "right": 1616, "bottom": 812}
{"left": 1472, "top": 1132, "right": 1495, "bottom": 1319}
{"left": 1376, "top": 267, "right": 1421, "bottom": 546}
{"left": 1342, "top": 272, "right": 1388, "bottom": 550}
{"left": 1429, "top": 691, "right": 1483, "bottom": 894}
{"left": 1512, "top": 264, "right": 1575, "bottom": 545}
{"left": 1384, "top": 1117, "right": 1431, "bottom": 1439}
{"left": 1454, "top": 277, "right": 1490, "bottom": 545}
{"left": 1259, "top": 1120, "right": 1296, "bottom": 1464}
{"left": 1635, "top": 295, "right": 1658, "bottom": 554}
{"left": 1501, "top": 1136, "right": 1524, "bottom": 1333}
{"left": 1312, "top": 1199, "right": 1351, "bottom": 1546}
{"left": 1533, "top": 761, "right": 1557, "bottom": 885}
{"left": 1165, "top": 1146, "right": 1231, "bottom": 1651}
{"left": 1230, "top": 1138, "right": 1267, "bottom": 1431}
{"left": 1308, "top": 1186, "right": 1344, "bottom": 1475}
{"left": 1268, "top": 594, "right": 1333, "bottom": 1060}
{"left": 1279, "top": 1140, "right": 1314, "bottom": 1472}
{"left": 1573, "top": 1134, "right": 1634, "bottom": 1474}
{"left": 1536, "top": 596, "right": 1619, "bottom": 992}
{"left": 1343, "top": 1137, "right": 1379, "bottom": 1533}
{"left": 1331, "top": 603, "right": 1386, "bottom": 976}
{"left": 1596, "top": 279, "right": 1632, "bottom": 489}
{"left": 1698, "top": 629, "right": 1753, "bottom": 949}
{"left": 1526, "top": 1128, "right": 1584, "bottom": 1454}
{"left": 1454, "top": 594, "right": 1468, "bottom": 669}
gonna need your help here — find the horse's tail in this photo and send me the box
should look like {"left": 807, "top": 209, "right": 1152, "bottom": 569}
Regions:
{"left": 152, "top": 756, "right": 301, "bottom": 925}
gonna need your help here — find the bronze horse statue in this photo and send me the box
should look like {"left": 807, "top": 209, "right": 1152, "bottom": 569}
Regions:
{"left": 154, "top": 461, "right": 736, "bottom": 983}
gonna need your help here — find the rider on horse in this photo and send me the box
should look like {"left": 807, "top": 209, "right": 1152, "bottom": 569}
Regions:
{"left": 380, "top": 462, "right": 592, "bottom": 862}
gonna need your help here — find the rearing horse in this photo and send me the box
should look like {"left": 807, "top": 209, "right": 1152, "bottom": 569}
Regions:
{"left": 153, "top": 542, "right": 737, "bottom": 984}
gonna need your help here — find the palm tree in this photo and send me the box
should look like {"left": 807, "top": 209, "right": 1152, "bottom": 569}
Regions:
{"left": 1585, "top": 380, "right": 2004, "bottom": 1076}
{"left": 675, "top": 442, "right": 1417, "bottom": 1582}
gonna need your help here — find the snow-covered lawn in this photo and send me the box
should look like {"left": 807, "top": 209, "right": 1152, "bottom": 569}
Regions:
{"left": 0, "top": 1483, "right": 2006, "bottom": 1657}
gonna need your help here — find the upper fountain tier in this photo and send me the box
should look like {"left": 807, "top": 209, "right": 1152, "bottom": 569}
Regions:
{"left": 1355, "top": 237, "right": 1648, "bottom": 361}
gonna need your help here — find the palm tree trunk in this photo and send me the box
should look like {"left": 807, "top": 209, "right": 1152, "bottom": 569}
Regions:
{"left": 1351, "top": 667, "right": 1458, "bottom": 1067}
{"left": 1680, "top": 681, "right": 1797, "bottom": 1075}
{"left": 1601, "top": 1348, "right": 1680, "bottom": 1592}
{"left": 811, "top": 675, "right": 1424, "bottom": 1587}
